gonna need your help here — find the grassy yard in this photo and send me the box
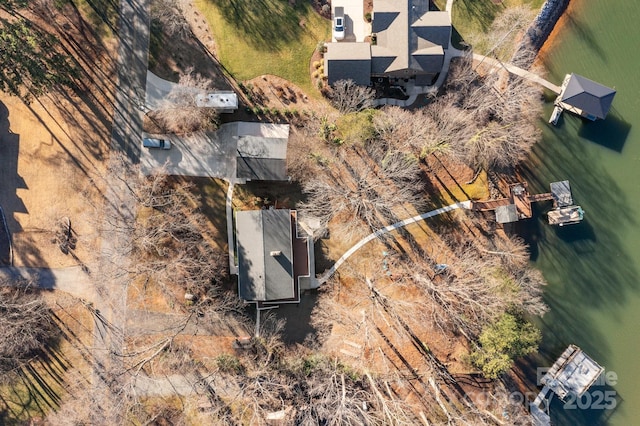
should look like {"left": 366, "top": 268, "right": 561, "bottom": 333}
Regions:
{"left": 435, "top": 0, "right": 544, "bottom": 51}
{"left": 194, "top": 0, "right": 329, "bottom": 96}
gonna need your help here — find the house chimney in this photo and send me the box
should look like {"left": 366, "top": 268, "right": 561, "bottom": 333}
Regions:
{"left": 270, "top": 250, "right": 282, "bottom": 257}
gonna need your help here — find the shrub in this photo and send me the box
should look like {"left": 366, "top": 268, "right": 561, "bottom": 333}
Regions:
{"left": 365, "top": 12, "right": 372, "bottom": 22}
{"left": 316, "top": 41, "right": 327, "bottom": 55}
{"left": 469, "top": 313, "right": 541, "bottom": 379}
{"left": 215, "top": 354, "right": 244, "bottom": 374}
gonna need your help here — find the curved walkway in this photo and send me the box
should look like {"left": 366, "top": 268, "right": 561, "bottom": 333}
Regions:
{"left": 472, "top": 53, "right": 561, "bottom": 94}
{"left": 318, "top": 201, "right": 472, "bottom": 284}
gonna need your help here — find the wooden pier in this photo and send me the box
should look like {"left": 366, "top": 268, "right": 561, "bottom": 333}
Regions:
{"left": 472, "top": 182, "right": 554, "bottom": 224}
{"left": 472, "top": 180, "right": 583, "bottom": 226}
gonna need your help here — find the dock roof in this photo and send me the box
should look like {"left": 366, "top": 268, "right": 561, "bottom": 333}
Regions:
{"left": 495, "top": 204, "right": 518, "bottom": 224}
{"left": 560, "top": 74, "right": 616, "bottom": 120}
{"left": 550, "top": 180, "right": 573, "bottom": 208}
{"left": 542, "top": 345, "right": 604, "bottom": 399}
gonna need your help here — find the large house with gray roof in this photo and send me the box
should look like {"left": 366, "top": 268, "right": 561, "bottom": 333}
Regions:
{"left": 235, "top": 209, "right": 314, "bottom": 305}
{"left": 325, "top": 0, "right": 451, "bottom": 87}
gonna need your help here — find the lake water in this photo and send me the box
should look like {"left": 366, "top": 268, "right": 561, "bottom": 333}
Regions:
{"left": 519, "top": 0, "right": 640, "bottom": 424}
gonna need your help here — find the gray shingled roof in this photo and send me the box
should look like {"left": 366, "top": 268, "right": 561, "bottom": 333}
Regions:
{"left": 234, "top": 122, "right": 289, "bottom": 181}
{"left": 325, "top": 43, "right": 372, "bottom": 86}
{"left": 370, "top": 0, "right": 449, "bottom": 75}
{"left": 236, "top": 210, "right": 294, "bottom": 302}
{"left": 325, "top": 0, "right": 450, "bottom": 83}
{"left": 560, "top": 74, "right": 616, "bottom": 120}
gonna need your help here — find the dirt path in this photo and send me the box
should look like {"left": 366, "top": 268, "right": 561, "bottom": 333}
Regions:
{"left": 0, "top": 266, "right": 94, "bottom": 300}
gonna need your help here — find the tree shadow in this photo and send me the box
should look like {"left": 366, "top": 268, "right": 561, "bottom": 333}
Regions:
{"left": 518, "top": 113, "right": 639, "bottom": 390}
{"left": 208, "top": 0, "right": 313, "bottom": 51}
{"left": 0, "top": 102, "right": 28, "bottom": 234}
{"left": 455, "top": 0, "right": 503, "bottom": 32}
{"left": 0, "top": 301, "right": 67, "bottom": 424}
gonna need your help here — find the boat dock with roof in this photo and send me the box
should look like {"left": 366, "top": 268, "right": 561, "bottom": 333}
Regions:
{"left": 549, "top": 73, "right": 616, "bottom": 125}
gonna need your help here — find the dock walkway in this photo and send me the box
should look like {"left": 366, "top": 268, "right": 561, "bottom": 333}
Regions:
{"left": 473, "top": 53, "right": 561, "bottom": 94}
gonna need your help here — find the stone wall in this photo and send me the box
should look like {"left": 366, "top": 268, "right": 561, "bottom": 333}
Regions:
{"left": 512, "top": 0, "right": 571, "bottom": 68}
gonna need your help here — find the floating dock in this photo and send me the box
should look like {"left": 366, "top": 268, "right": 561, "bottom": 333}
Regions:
{"left": 530, "top": 345, "right": 604, "bottom": 425}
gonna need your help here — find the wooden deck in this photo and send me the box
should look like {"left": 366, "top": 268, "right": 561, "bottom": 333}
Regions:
{"left": 472, "top": 184, "right": 559, "bottom": 223}
{"left": 511, "top": 183, "right": 532, "bottom": 219}
{"left": 471, "top": 198, "right": 510, "bottom": 211}
{"left": 529, "top": 192, "right": 554, "bottom": 203}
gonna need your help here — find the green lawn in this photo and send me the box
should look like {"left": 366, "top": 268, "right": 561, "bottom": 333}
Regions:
{"left": 195, "top": 0, "right": 329, "bottom": 95}
{"left": 434, "top": 0, "right": 545, "bottom": 52}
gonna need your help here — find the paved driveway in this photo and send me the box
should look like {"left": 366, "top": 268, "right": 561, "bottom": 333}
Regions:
{"left": 140, "top": 125, "right": 237, "bottom": 179}
{"left": 333, "top": 0, "right": 368, "bottom": 42}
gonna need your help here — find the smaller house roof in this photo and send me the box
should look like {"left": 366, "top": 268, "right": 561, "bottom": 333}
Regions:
{"left": 560, "top": 74, "right": 616, "bottom": 120}
{"left": 235, "top": 123, "right": 289, "bottom": 181}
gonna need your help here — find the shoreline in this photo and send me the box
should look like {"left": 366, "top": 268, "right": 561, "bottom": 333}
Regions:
{"left": 537, "top": 0, "right": 584, "bottom": 65}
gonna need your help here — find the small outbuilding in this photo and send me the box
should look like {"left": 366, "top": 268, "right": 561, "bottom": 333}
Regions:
{"left": 556, "top": 73, "right": 616, "bottom": 121}
{"left": 234, "top": 122, "right": 289, "bottom": 181}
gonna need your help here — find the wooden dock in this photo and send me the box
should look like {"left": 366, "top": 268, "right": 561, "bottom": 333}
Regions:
{"left": 472, "top": 182, "right": 553, "bottom": 223}
{"left": 472, "top": 180, "right": 583, "bottom": 226}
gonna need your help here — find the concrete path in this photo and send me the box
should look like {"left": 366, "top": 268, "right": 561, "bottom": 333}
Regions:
{"left": 226, "top": 182, "right": 238, "bottom": 275}
{"left": 318, "top": 201, "right": 472, "bottom": 284}
{"left": 472, "top": 53, "right": 561, "bottom": 94}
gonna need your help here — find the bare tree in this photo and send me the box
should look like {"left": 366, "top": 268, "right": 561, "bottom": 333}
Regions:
{"left": 151, "top": 68, "right": 220, "bottom": 134}
{"left": 396, "top": 237, "right": 547, "bottom": 338}
{"left": 0, "top": 280, "right": 59, "bottom": 373}
{"left": 471, "top": 6, "right": 536, "bottom": 61}
{"left": 130, "top": 173, "right": 229, "bottom": 300}
{"left": 328, "top": 79, "right": 376, "bottom": 114}
{"left": 150, "top": 0, "right": 191, "bottom": 39}
{"left": 425, "top": 53, "right": 543, "bottom": 170}
{"left": 298, "top": 144, "right": 425, "bottom": 239}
